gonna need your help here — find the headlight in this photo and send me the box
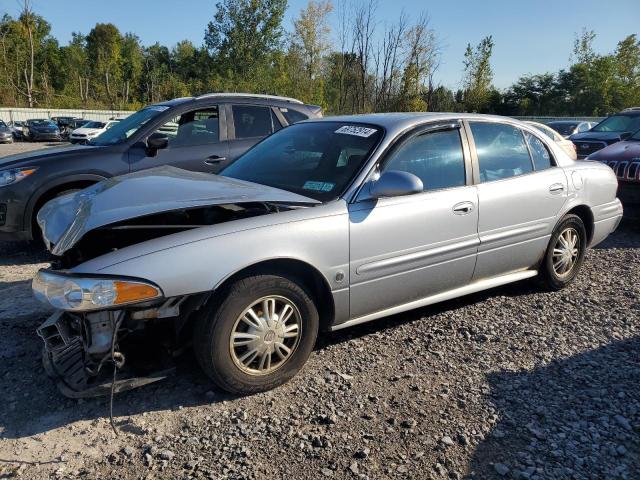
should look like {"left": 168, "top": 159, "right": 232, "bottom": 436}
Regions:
{"left": 0, "top": 167, "right": 37, "bottom": 187}
{"left": 32, "top": 270, "right": 162, "bottom": 311}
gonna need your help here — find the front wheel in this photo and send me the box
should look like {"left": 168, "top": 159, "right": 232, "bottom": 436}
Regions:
{"left": 539, "top": 214, "right": 587, "bottom": 290}
{"left": 194, "top": 275, "right": 319, "bottom": 395}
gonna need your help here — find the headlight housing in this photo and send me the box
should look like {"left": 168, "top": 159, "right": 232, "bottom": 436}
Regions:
{"left": 0, "top": 167, "right": 37, "bottom": 187}
{"left": 32, "top": 270, "right": 162, "bottom": 311}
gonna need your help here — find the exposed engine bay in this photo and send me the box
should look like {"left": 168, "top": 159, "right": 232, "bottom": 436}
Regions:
{"left": 52, "top": 202, "right": 294, "bottom": 268}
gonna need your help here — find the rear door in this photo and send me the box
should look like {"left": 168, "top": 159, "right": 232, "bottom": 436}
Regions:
{"left": 226, "top": 104, "right": 283, "bottom": 163}
{"left": 466, "top": 121, "right": 568, "bottom": 280}
{"left": 129, "top": 105, "right": 230, "bottom": 174}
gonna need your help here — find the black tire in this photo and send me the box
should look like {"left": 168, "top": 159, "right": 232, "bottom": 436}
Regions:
{"left": 539, "top": 214, "right": 587, "bottom": 291}
{"left": 194, "top": 274, "right": 319, "bottom": 395}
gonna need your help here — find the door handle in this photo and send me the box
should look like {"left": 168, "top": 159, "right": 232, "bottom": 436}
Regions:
{"left": 549, "top": 183, "right": 564, "bottom": 194}
{"left": 204, "top": 156, "right": 227, "bottom": 166}
{"left": 453, "top": 201, "right": 474, "bottom": 215}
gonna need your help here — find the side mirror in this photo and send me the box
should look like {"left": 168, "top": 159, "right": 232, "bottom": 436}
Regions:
{"left": 146, "top": 132, "right": 169, "bottom": 156}
{"left": 621, "top": 131, "right": 632, "bottom": 140}
{"left": 367, "top": 170, "right": 423, "bottom": 199}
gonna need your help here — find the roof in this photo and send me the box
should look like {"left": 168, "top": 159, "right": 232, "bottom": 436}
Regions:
{"left": 307, "top": 112, "right": 527, "bottom": 137}
{"left": 154, "top": 93, "right": 305, "bottom": 107}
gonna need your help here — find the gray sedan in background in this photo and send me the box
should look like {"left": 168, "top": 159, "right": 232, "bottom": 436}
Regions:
{"left": 32, "top": 113, "right": 622, "bottom": 397}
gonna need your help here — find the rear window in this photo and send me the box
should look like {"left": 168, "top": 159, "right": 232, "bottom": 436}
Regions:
{"left": 232, "top": 105, "right": 278, "bottom": 139}
{"left": 547, "top": 122, "right": 578, "bottom": 136}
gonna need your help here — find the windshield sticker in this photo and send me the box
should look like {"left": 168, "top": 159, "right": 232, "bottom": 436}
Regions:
{"left": 335, "top": 125, "right": 377, "bottom": 137}
{"left": 148, "top": 105, "right": 170, "bottom": 112}
{"left": 303, "top": 181, "right": 335, "bottom": 192}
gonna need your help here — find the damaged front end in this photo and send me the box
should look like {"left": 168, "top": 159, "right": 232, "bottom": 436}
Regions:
{"left": 35, "top": 277, "right": 206, "bottom": 398}
{"left": 32, "top": 166, "right": 320, "bottom": 396}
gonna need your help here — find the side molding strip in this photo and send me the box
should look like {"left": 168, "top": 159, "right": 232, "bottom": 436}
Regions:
{"left": 330, "top": 269, "right": 538, "bottom": 331}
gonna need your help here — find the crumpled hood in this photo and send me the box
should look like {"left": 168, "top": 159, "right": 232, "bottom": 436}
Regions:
{"left": 587, "top": 140, "right": 640, "bottom": 161}
{"left": 37, "top": 165, "right": 320, "bottom": 255}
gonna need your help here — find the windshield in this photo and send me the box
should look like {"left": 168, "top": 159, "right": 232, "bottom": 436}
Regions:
{"left": 84, "top": 121, "right": 106, "bottom": 129}
{"left": 547, "top": 122, "right": 578, "bottom": 136}
{"left": 221, "top": 122, "right": 383, "bottom": 202}
{"left": 88, "top": 106, "right": 169, "bottom": 146}
{"left": 592, "top": 114, "right": 640, "bottom": 133}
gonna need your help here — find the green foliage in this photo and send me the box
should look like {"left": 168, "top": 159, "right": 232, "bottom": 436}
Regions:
{"left": 0, "top": 2, "right": 638, "bottom": 117}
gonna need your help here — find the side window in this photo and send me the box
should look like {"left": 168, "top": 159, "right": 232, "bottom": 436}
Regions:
{"left": 156, "top": 107, "right": 220, "bottom": 147}
{"left": 383, "top": 128, "right": 466, "bottom": 191}
{"left": 232, "top": 105, "right": 274, "bottom": 139}
{"left": 524, "top": 131, "right": 553, "bottom": 171}
{"left": 469, "top": 122, "right": 533, "bottom": 182}
{"left": 280, "top": 108, "right": 309, "bottom": 125}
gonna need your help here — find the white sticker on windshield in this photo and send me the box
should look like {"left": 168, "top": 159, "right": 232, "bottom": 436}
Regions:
{"left": 303, "top": 181, "right": 335, "bottom": 192}
{"left": 335, "top": 125, "right": 377, "bottom": 137}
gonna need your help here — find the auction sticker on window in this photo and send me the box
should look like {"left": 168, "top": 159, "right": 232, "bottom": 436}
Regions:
{"left": 335, "top": 125, "right": 377, "bottom": 137}
{"left": 303, "top": 181, "right": 335, "bottom": 192}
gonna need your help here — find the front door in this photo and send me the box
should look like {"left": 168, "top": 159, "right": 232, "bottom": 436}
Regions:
{"left": 348, "top": 124, "right": 479, "bottom": 319}
{"left": 466, "top": 121, "right": 568, "bottom": 280}
{"left": 129, "top": 105, "right": 231, "bottom": 174}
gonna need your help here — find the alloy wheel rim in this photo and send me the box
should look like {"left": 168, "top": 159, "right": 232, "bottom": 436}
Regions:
{"left": 552, "top": 227, "right": 580, "bottom": 277}
{"left": 229, "top": 295, "right": 302, "bottom": 376}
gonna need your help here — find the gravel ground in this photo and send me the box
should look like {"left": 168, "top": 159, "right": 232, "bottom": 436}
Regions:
{"left": 0, "top": 221, "right": 637, "bottom": 480}
{"left": 0, "top": 142, "right": 638, "bottom": 479}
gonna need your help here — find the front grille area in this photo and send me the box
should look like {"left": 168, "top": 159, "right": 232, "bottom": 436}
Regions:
{"left": 600, "top": 160, "right": 640, "bottom": 183}
{"left": 0, "top": 203, "right": 6, "bottom": 226}
{"left": 575, "top": 141, "right": 607, "bottom": 157}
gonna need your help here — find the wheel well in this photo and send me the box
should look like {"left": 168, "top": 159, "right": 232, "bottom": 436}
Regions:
{"left": 566, "top": 205, "right": 594, "bottom": 245}
{"left": 30, "top": 181, "right": 97, "bottom": 237}
{"left": 215, "top": 259, "right": 336, "bottom": 331}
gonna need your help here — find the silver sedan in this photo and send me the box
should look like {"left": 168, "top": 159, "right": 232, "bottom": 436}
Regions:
{"left": 32, "top": 113, "right": 623, "bottom": 397}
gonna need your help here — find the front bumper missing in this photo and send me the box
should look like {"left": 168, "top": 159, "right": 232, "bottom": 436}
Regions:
{"left": 37, "top": 310, "right": 175, "bottom": 398}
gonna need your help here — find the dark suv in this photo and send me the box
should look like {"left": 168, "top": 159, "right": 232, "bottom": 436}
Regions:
{"left": 0, "top": 93, "right": 321, "bottom": 241}
{"left": 570, "top": 108, "right": 640, "bottom": 159}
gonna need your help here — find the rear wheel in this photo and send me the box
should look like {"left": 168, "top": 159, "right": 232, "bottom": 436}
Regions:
{"left": 194, "top": 275, "right": 319, "bottom": 395}
{"left": 539, "top": 214, "right": 587, "bottom": 290}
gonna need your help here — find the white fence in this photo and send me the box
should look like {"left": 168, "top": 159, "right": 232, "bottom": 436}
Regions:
{"left": 0, "top": 107, "right": 134, "bottom": 123}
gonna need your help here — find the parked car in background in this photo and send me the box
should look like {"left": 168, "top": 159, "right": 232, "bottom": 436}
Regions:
{"left": 0, "top": 120, "right": 13, "bottom": 144}
{"left": 570, "top": 108, "right": 640, "bottom": 159}
{"left": 52, "top": 116, "right": 83, "bottom": 140}
{"left": 69, "top": 119, "right": 120, "bottom": 144}
{"left": 22, "top": 119, "right": 62, "bottom": 142}
{"left": 525, "top": 121, "right": 577, "bottom": 160}
{"left": 546, "top": 120, "right": 597, "bottom": 139}
{"left": 0, "top": 93, "right": 321, "bottom": 242}
{"left": 31, "top": 113, "right": 622, "bottom": 397}
{"left": 8, "top": 121, "right": 25, "bottom": 140}
{"left": 586, "top": 127, "right": 640, "bottom": 206}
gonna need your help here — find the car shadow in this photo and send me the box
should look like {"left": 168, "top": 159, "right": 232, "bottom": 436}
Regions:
{"left": 464, "top": 336, "right": 639, "bottom": 479}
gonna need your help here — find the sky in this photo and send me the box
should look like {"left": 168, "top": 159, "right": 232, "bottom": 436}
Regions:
{"left": 2, "top": 0, "right": 639, "bottom": 90}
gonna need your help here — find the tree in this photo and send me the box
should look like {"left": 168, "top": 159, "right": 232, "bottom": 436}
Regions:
{"left": 461, "top": 35, "right": 494, "bottom": 112}
{"left": 86, "top": 23, "right": 123, "bottom": 107}
{"left": 205, "top": 0, "right": 287, "bottom": 79}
